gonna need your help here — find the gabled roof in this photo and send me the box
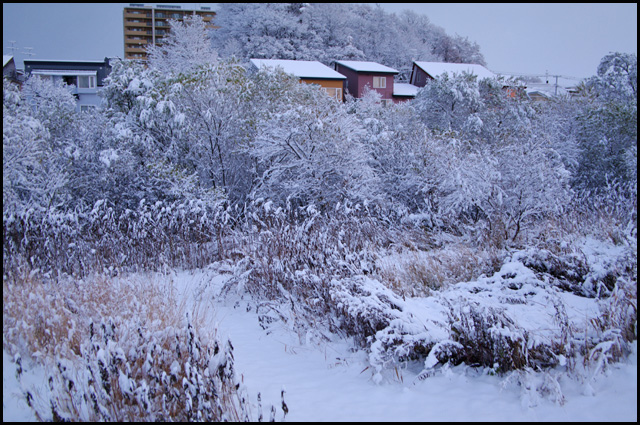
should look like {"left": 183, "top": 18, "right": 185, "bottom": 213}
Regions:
{"left": 393, "top": 83, "right": 419, "bottom": 97}
{"left": 413, "top": 61, "right": 496, "bottom": 80}
{"left": 334, "top": 60, "right": 399, "bottom": 74}
{"left": 250, "top": 58, "right": 346, "bottom": 80}
{"left": 3, "top": 55, "right": 14, "bottom": 68}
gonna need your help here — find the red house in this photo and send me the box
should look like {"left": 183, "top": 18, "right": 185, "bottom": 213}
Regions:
{"left": 334, "top": 60, "right": 399, "bottom": 104}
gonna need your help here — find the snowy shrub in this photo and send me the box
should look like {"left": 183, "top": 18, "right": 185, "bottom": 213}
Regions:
{"left": 3, "top": 79, "right": 69, "bottom": 211}
{"left": 447, "top": 301, "right": 532, "bottom": 372}
{"left": 220, "top": 200, "right": 398, "bottom": 299}
{"left": 3, "top": 198, "right": 229, "bottom": 279}
{"left": 4, "top": 272, "right": 254, "bottom": 421}
{"left": 377, "top": 246, "right": 503, "bottom": 297}
{"left": 45, "top": 317, "right": 249, "bottom": 422}
{"left": 590, "top": 276, "right": 637, "bottom": 348}
{"left": 575, "top": 53, "right": 637, "bottom": 189}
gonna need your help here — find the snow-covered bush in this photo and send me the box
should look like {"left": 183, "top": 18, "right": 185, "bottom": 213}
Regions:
{"left": 377, "top": 245, "right": 503, "bottom": 297}
{"left": 3, "top": 79, "right": 70, "bottom": 212}
{"left": 246, "top": 69, "right": 380, "bottom": 211}
{"left": 3, "top": 198, "right": 228, "bottom": 279}
{"left": 4, "top": 272, "right": 252, "bottom": 421}
{"left": 46, "top": 317, "right": 248, "bottom": 422}
{"left": 575, "top": 53, "right": 637, "bottom": 189}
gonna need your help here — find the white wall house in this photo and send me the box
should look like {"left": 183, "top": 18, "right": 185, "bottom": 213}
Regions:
{"left": 24, "top": 58, "right": 113, "bottom": 112}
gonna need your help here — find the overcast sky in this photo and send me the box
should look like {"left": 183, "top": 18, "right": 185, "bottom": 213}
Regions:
{"left": 3, "top": 3, "right": 637, "bottom": 80}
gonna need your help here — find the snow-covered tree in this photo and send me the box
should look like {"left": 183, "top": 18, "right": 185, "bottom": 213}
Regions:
{"left": 168, "top": 59, "right": 255, "bottom": 204}
{"left": 3, "top": 78, "right": 74, "bottom": 211}
{"left": 100, "top": 58, "right": 152, "bottom": 115}
{"left": 246, "top": 67, "right": 378, "bottom": 209}
{"left": 210, "top": 3, "right": 485, "bottom": 69}
{"left": 413, "top": 71, "right": 535, "bottom": 146}
{"left": 575, "top": 52, "right": 637, "bottom": 188}
{"left": 413, "top": 71, "right": 485, "bottom": 134}
{"left": 211, "top": 3, "right": 311, "bottom": 60}
{"left": 147, "top": 15, "right": 218, "bottom": 77}
{"left": 591, "top": 52, "right": 637, "bottom": 104}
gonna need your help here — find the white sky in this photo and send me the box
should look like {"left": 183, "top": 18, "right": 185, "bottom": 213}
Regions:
{"left": 378, "top": 3, "right": 637, "bottom": 79}
{"left": 3, "top": 3, "right": 637, "bottom": 80}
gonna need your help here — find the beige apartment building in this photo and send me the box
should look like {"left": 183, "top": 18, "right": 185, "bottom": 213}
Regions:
{"left": 123, "top": 4, "right": 216, "bottom": 61}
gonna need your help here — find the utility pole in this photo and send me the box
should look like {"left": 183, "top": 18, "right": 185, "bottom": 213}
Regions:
{"left": 5, "top": 40, "right": 18, "bottom": 56}
{"left": 22, "top": 47, "right": 35, "bottom": 58}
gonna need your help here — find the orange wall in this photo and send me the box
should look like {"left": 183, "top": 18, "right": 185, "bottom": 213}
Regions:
{"left": 300, "top": 78, "right": 345, "bottom": 90}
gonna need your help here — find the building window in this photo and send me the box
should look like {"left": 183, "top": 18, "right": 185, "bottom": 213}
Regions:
{"left": 78, "top": 75, "right": 96, "bottom": 89}
{"left": 373, "top": 76, "right": 386, "bottom": 89}
{"left": 324, "top": 87, "right": 343, "bottom": 101}
{"left": 80, "top": 105, "right": 97, "bottom": 113}
{"left": 62, "top": 75, "right": 78, "bottom": 86}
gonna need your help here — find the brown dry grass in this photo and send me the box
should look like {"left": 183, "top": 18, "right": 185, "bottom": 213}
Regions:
{"left": 3, "top": 270, "right": 185, "bottom": 363}
{"left": 378, "top": 245, "right": 503, "bottom": 296}
{"left": 4, "top": 269, "right": 247, "bottom": 421}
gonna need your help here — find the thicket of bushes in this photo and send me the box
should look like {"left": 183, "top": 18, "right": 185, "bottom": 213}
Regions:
{"left": 3, "top": 180, "right": 636, "bottom": 416}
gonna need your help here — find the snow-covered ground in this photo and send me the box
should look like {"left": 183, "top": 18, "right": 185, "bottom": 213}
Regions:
{"left": 6, "top": 265, "right": 635, "bottom": 422}
{"left": 209, "top": 301, "right": 637, "bottom": 422}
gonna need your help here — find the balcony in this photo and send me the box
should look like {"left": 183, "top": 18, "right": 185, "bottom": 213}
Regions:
{"left": 125, "top": 45, "right": 148, "bottom": 54}
{"left": 124, "top": 10, "right": 152, "bottom": 19}
{"left": 124, "top": 28, "right": 153, "bottom": 36}
{"left": 124, "top": 20, "right": 151, "bottom": 28}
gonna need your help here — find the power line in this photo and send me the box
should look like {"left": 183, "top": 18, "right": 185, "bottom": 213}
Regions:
{"left": 490, "top": 69, "right": 582, "bottom": 81}
{"left": 490, "top": 69, "right": 583, "bottom": 96}
{"left": 22, "top": 47, "right": 35, "bottom": 58}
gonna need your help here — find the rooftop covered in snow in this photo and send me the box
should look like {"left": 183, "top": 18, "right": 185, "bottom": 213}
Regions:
{"left": 3, "top": 55, "right": 14, "bottom": 68}
{"left": 393, "top": 83, "right": 419, "bottom": 97}
{"left": 334, "top": 60, "right": 399, "bottom": 74}
{"left": 413, "top": 61, "right": 496, "bottom": 80}
{"left": 250, "top": 58, "right": 346, "bottom": 80}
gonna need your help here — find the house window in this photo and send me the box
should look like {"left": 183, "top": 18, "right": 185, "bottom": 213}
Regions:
{"left": 324, "top": 87, "right": 343, "bottom": 101}
{"left": 78, "top": 75, "right": 96, "bottom": 89}
{"left": 80, "top": 105, "right": 97, "bottom": 113}
{"left": 62, "top": 75, "right": 78, "bottom": 86}
{"left": 373, "top": 76, "right": 386, "bottom": 89}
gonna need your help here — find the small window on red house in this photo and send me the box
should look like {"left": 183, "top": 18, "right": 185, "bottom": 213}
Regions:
{"left": 373, "top": 76, "right": 386, "bottom": 89}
